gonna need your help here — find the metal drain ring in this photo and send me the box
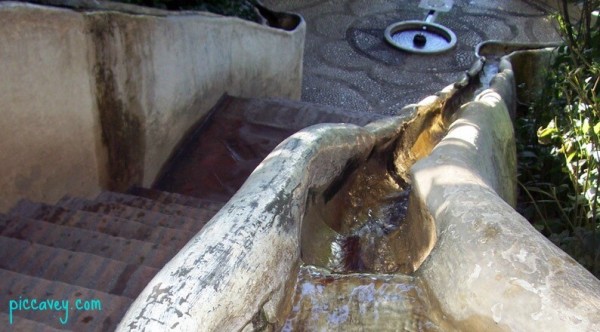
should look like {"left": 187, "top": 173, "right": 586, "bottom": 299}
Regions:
{"left": 384, "top": 20, "right": 457, "bottom": 54}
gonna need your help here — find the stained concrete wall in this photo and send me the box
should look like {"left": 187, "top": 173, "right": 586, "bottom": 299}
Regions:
{"left": 0, "top": 1, "right": 304, "bottom": 211}
{"left": 0, "top": 3, "right": 103, "bottom": 212}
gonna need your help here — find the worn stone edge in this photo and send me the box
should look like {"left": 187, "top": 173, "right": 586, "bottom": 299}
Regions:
{"left": 117, "top": 126, "right": 377, "bottom": 330}
{"left": 15, "top": 0, "right": 307, "bottom": 36}
{"left": 412, "top": 50, "right": 600, "bottom": 330}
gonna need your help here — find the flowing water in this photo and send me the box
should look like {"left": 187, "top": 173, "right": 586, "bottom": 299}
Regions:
{"left": 285, "top": 146, "right": 453, "bottom": 330}
{"left": 282, "top": 266, "right": 456, "bottom": 331}
{"left": 300, "top": 156, "right": 418, "bottom": 275}
{"left": 278, "top": 46, "right": 498, "bottom": 329}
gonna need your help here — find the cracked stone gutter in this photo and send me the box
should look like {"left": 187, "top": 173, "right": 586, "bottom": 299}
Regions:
{"left": 118, "top": 46, "right": 600, "bottom": 331}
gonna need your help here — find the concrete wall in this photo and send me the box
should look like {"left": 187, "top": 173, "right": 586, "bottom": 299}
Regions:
{"left": 0, "top": 1, "right": 305, "bottom": 211}
{"left": 0, "top": 3, "right": 103, "bottom": 212}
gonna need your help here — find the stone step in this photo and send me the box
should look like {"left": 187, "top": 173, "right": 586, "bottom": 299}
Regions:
{"left": 154, "top": 95, "right": 383, "bottom": 201}
{"left": 9, "top": 200, "right": 193, "bottom": 248}
{"left": 95, "top": 191, "right": 218, "bottom": 222}
{"left": 154, "top": 119, "right": 285, "bottom": 201}
{"left": 0, "top": 268, "right": 132, "bottom": 331}
{"left": 218, "top": 95, "right": 385, "bottom": 132}
{"left": 128, "top": 186, "right": 226, "bottom": 210}
{"left": 0, "top": 236, "right": 158, "bottom": 299}
{"left": 57, "top": 196, "right": 202, "bottom": 233}
{"left": 0, "top": 312, "right": 69, "bottom": 331}
{"left": 0, "top": 188, "right": 219, "bottom": 330}
{"left": 0, "top": 214, "right": 177, "bottom": 269}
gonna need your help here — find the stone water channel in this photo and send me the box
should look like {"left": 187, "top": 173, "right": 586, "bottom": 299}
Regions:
{"left": 280, "top": 150, "right": 450, "bottom": 329}
{"left": 279, "top": 62, "right": 492, "bottom": 330}
{"left": 283, "top": 158, "right": 449, "bottom": 330}
{"left": 277, "top": 39, "right": 538, "bottom": 328}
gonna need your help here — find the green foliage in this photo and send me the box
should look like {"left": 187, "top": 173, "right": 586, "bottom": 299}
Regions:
{"left": 517, "top": 0, "right": 600, "bottom": 277}
{"left": 116, "top": 0, "right": 260, "bottom": 22}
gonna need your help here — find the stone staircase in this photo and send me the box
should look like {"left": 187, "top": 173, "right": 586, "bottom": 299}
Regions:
{"left": 0, "top": 188, "right": 225, "bottom": 331}
{"left": 0, "top": 95, "right": 383, "bottom": 330}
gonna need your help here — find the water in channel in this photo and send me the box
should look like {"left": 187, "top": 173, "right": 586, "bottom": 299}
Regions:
{"left": 279, "top": 50, "right": 495, "bottom": 328}
{"left": 285, "top": 150, "right": 453, "bottom": 330}
{"left": 282, "top": 265, "right": 455, "bottom": 331}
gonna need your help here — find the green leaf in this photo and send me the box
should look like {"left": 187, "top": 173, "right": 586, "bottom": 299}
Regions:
{"left": 582, "top": 123, "right": 590, "bottom": 136}
{"left": 567, "top": 150, "right": 578, "bottom": 163}
{"left": 538, "top": 122, "right": 558, "bottom": 144}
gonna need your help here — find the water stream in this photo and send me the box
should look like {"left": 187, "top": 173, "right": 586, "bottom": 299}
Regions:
{"left": 282, "top": 266, "right": 456, "bottom": 331}
{"left": 280, "top": 55, "right": 501, "bottom": 331}
{"left": 286, "top": 147, "right": 448, "bottom": 329}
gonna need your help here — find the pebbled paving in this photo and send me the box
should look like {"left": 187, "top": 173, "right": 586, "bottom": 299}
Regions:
{"left": 263, "top": 0, "right": 561, "bottom": 115}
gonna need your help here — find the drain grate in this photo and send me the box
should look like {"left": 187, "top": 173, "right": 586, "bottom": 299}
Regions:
{"left": 384, "top": 0, "right": 457, "bottom": 54}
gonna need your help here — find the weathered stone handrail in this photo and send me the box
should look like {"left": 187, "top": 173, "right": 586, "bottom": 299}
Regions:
{"left": 119, "top": 48, "right": 600, "bottom": 331}
{"left": 0, "top": 1, "right": 304, "bottom": 211}
{"left": 117, "top": 119, "right": 409, "bottom": 330}
{"left": 413, "top": 51, "right": 600, "bottom": 330}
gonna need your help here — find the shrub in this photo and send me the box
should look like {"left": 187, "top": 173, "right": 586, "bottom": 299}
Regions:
{"left": 518, "top": 0, "right": 599, "bottom": 277}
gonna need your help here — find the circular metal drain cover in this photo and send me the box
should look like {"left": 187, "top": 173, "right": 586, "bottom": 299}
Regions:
{"left": 384, "top": 20, "right": 457, "bottom": 54}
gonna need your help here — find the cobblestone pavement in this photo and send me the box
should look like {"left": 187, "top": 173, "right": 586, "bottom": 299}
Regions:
{"left": 263, "top": 0, "right": 562, "bottom": 115}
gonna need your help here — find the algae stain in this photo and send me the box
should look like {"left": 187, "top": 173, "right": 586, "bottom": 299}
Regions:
{"left": 90, "top": 17, "right": 145, "bottom": 191}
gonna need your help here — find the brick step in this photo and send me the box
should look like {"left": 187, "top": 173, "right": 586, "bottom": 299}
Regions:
{"left": 128, "top": 186, "right": 226, "bottom": 210}
{"left": 9, "top": 200, "right": 193, "bottom": 248}
{"left": 0, "top": 214, "right": 177, "bottom": 269}
{"left": 153, "top": 95, "right": 384, "bottom": 201}
{"left": 222, "top": 116, "right": 294, "bottom": 142}
{"left": 0, "top": 268, "right": 132, "bottom": 331}
{"left": 216, "top": 121, "right": 289, "bottom": 162}
{"left": 0, "top": 312, "right": 68, "bottom": 331}
{"left": 95, "top": 191, "right": 218, "bottom": 222}
{"left": 57, "top": 196, "right": 202, "bottom": 233}
{"left": 0, "top": 236, "right": 158, "bottom": 299}
{"left": 154, "top": 119, "right": 275, "bottom": 201}
{"left": 218, "top": 95, "right": 385, "bottom": 132}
